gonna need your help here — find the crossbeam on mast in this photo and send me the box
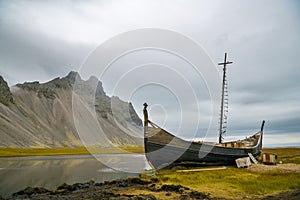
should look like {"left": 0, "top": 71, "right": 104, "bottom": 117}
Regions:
{"left": 218, "top": 53, "right": 233, "bottom": 144}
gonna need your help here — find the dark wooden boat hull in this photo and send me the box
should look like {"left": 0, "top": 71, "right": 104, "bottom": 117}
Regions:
{"left": 144, "top": 125, "right": 263, "bottom": 169}
{"left": 145, "top": 139, "right": 262, "bottom": 169}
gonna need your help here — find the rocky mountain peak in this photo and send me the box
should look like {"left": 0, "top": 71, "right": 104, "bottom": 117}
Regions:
{"left": 0, "top": 75, "right": 14, "bottom": 106}
{"left": 96, "top": 81, "right": 105, "bottom": 96}
{"left": 86, "top": 76, "right": 106, "bottom": 96}
{"left": 57, "top": 71, "right": 81, "bottom": 88}
{"left": 65, "top": 71, "right": 81, "bottom": 82}
{"left": 14, "top": 72, "right": 108, "bottom": 101}
{"left": 15, "top": 71, "right": 83, "bottom": 100}
{"left": 87, "top": 76, "right": 98, "bottom": 85}
{"left": 16, "top": 81, "right": 40, "bottom": 92}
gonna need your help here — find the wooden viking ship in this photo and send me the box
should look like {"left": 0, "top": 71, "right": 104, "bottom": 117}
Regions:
{"left": 143, "top": 53, "right": 265, "bottom": 169}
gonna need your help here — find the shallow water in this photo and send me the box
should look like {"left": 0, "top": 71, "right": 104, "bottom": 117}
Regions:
{"left": 0, "top": 154, "right": 149, "bottom": 198}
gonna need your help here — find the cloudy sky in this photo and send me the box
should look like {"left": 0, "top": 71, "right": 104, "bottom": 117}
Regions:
{"left": 0, "top": 0, "right": 299, "bottom": 147}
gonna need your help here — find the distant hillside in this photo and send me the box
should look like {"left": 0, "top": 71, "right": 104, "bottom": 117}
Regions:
{"left": 0, "top": 72, "right": 143, "bottom": 148}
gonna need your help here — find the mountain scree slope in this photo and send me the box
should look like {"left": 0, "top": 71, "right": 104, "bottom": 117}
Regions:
{"left": 0, "top": 72, "right": 143, "bottom": 148}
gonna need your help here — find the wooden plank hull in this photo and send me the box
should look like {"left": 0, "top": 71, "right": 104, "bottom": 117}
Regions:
{"left": 144, "top": 127, "right": 263, "bottom": 169}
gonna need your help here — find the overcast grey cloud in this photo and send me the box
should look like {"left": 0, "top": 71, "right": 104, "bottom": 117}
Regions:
{"left": 0, "top": 0, "right": 299, "bottom": 146}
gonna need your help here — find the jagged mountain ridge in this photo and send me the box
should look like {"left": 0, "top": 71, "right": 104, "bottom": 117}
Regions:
{"left": 0, "top": 76, "right": 14, "bottom": 106}
{"left": 0, "top": 72, "right": 143, "bottom": 148}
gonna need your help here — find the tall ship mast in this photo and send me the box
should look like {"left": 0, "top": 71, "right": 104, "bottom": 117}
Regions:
{"left": 218, "top": 53, "right": 233, "bottom": 144}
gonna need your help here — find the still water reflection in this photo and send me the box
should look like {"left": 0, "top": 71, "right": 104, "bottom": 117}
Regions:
{"left": 0, "top": 154, "right": 149, "bottom": 198}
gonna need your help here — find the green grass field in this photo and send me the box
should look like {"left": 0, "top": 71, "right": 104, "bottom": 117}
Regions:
{"left": 0, "top": 146, "right": 145, "bottom": 157}
{"left": 148, "top": 167, "right": 300, "bottom": 199}
{"left": 139, "top": 148, "right": 300, "bottom": 199}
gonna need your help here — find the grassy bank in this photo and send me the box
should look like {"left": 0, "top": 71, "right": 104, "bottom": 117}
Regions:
{"left": 0, "top": 146, "right": 144, "bottom": 157}
{"left": 262, "top": 147, "right": 300, "bottom": 164}
{"left": 136, "top": 147, "right": 300, "bottom": 199}
{"left": 143, "top": 167, "right": 300, "bottom": 199}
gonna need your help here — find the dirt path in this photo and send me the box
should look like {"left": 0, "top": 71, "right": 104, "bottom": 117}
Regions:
{"left": 247, "top": 163, "right": 300, "bottom": 173}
